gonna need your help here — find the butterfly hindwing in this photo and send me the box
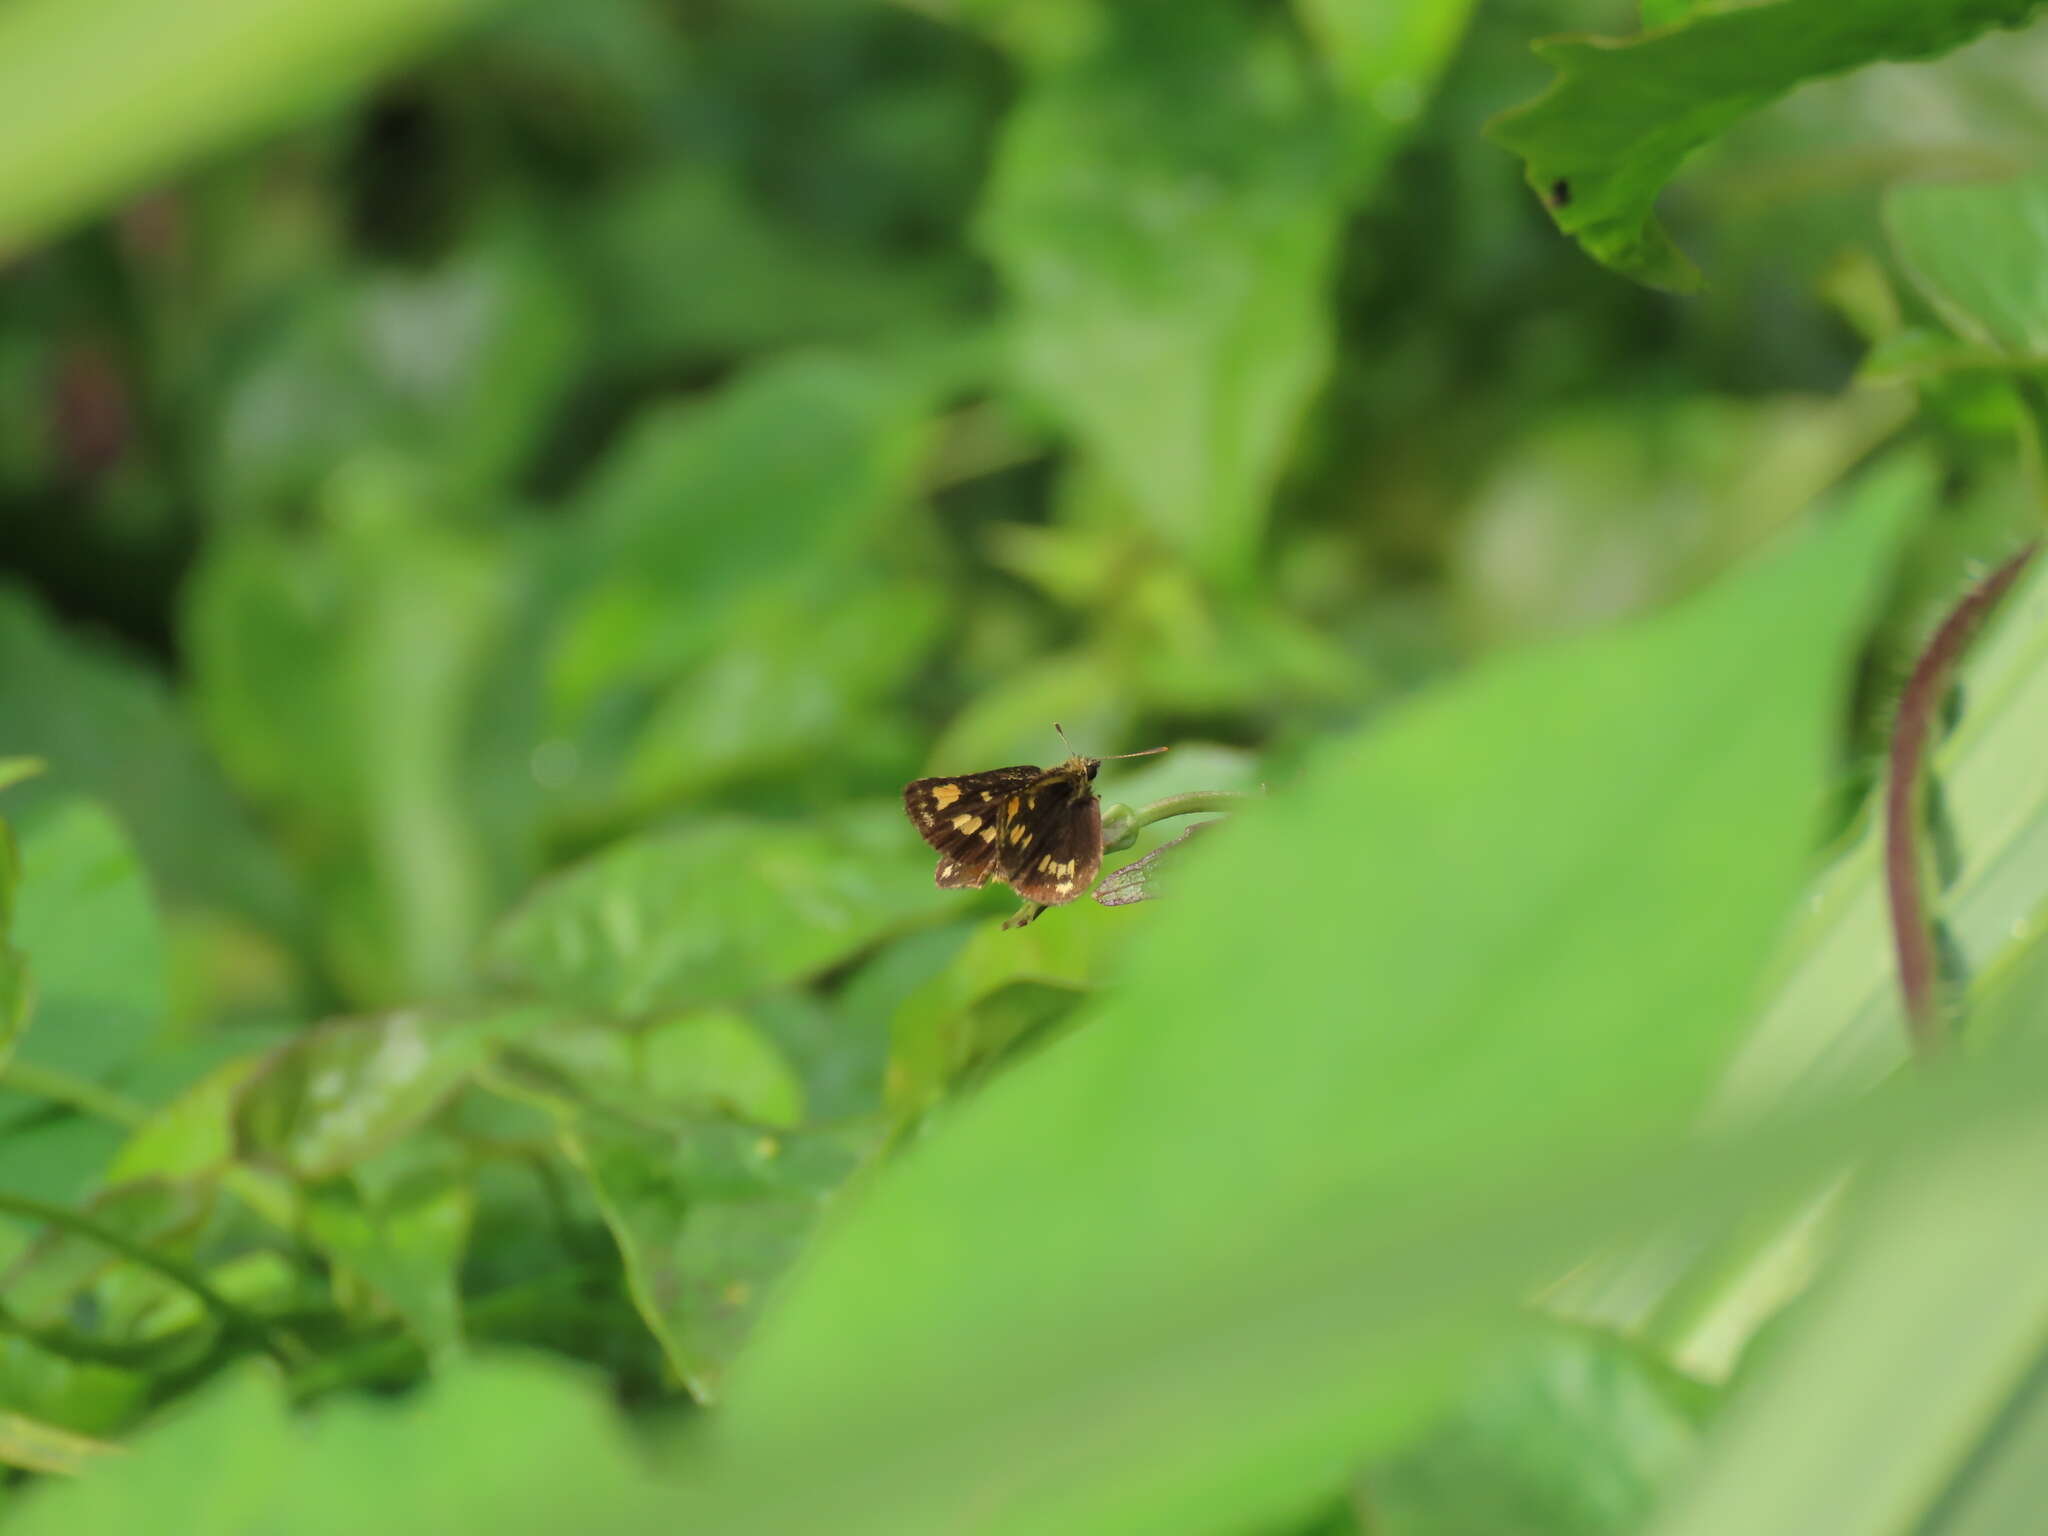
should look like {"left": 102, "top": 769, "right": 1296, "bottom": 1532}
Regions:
{"left": 903, "top": 766, "right": 1041, "bottom": 890}
{"left": 996, "top": 763, "right": 1102, "bottom": 905}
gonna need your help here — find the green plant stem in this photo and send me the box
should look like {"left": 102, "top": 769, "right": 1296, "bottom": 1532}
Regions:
{"left": 1133, "top": 789, "right": 1258, "bottom": 827}
{"left": 0, "top": 1061, "right": 149, "bottom": 1127}
{"left": 0, "top": 1297, "right": 197, "bottom": 1371}
{"left": 1106, "top": 790, "right": 1258, "bottom": 854}
{"left": 0, "top": 1190, "right": 298, "bottom": 1365}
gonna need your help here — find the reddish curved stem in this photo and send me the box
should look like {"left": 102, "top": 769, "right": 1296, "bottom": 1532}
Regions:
{"left": 1885, "top": 543, "right": 2039, "bottom": 1056}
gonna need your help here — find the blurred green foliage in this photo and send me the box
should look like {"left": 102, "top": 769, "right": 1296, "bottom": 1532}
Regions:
{"left": 3, "top": 0, "right": 2048, "bottom": 1532}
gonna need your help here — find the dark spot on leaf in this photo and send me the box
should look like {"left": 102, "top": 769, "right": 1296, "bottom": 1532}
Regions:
{"left": 1547, "top": 178, "right": 1572, "bottom": 209}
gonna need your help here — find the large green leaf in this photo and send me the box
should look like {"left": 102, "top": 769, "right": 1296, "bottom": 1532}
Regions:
{"left": 1488, "top": 0, "right": 2048, "bottom": 292}
{"left": 0, "top": 0, "right": 492, "bottom": 250}
{"left": 1915, "top": 1352, "right": 2048, "bottom": 1536}
{"left": 692, "top": 460, "right": 1916, "bottom": 1536}
{"left": 483, "top": 807, "right": 952, "bottom": 1019}
{"left": 978, "top": 0, "right": 1347, "bottom": 579}
{"left": 1646, "top": 1116, "right": 2048, "bottom": 1536}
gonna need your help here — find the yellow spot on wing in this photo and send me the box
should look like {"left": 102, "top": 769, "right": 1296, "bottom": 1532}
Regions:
{"left": 932, "top": 784, "right": 962, "bottom": 809}
{"left": 980, "top": 826, "right": 997, "bottom": 842}
{"left": 951, "top": 814, "right": 982, "bottom": 833}
{"left": 1006, "top": 797, "right": 1020, "bottom": 815}
{"left": 1008, "top": 823, "right": 1029, "bottom": 844}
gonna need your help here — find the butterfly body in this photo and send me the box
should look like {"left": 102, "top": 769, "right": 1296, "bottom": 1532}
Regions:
{"left": 902, "top": 753, "right": 1105, "bottom": 904}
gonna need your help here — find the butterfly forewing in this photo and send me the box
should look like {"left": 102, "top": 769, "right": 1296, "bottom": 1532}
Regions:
{"left": 903, "top": 766, "right": 1042, "bottom": 890}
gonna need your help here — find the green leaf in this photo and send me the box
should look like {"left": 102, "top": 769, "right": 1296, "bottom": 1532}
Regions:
{"left": 304, "top": 1172, "right": 472, "bottom": 1358}
{"left": 235, "top": 1009, "right": 546, "bottom": 1181}
{"left": 504, "top": 1011, "right": 805, "bottom": 1130}
{"left": 579, "top": 166, "right": 975, "bottom": 364}
{"left": 1641, "top": 0, "right": 1719, "bottom": 25}
{"left": 637, "top": 1013, "right": 804, "bottom": 1130}
{"left": 1488, "top": 0, "right": 2048, "bottom": 292}
{"left": 0, "top": 798, "right": 165, "bottom": 1199}
{"left": 0, "top": 585, "right": 293, "bottom": 933}
{"left": 1856, "top": 328, "right": 2020, "bottom": 384}
{"left": 0, "top": 793, "right": 27, "bottom": 1080}
{"left": 822, "top": 926, "right": 979, "bottom": 1122}
{"left": 1888, "top": 170, "right": 2048, "bottom": 359}
{"left": 563, "top": 1120, "right": 871, "bottom": 1401}
{"left": 700, "top": 459, "right": 1914, "bottom": 1536}
{"left": 484, "top": 807, "right": 953, "bottom": 1019}
{"left": 184, "top": 459, "right": 525, "bottom": 1004}
{"left": 549, "top": 353, "right": 931, "bottom": 722}
{"left": 1646, "top": 1118, "right": 2048, "bottom": 1536}
{"left": 617, "top": 580, "right": 944, "bottom": 813}
{"left": 4, "top": 1356, "right": 659, "bottom": 1535}
{"left": 1914, "top": 1358, "right": 2048, "bottom": 1536}
{"left": 978, "top": 1, "right": 1348, "bottom": 578}
{"left": 105, "top": 1057, "right": 257, "bottom": 1185}
{"left": 0, "top": 1343, "right": 147, "bottom": 1446}
{"left": 1368, "top": 1324, "right": 1712, "bottom": 1536}
{"left": 0, "top": 947, "right": 26, "bottom": 1082}
{"left": 887, "top": 904, "right": 1133, "bottom": 1123}
{"left": 0, "top": 1180, "right": 209, "bottom": 1334}
{"left": 0, "top": 0, "right": 491, "bottom": 250}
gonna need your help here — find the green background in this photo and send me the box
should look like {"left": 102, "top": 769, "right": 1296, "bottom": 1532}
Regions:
{"left": 3, "top": 0, "right": 2048, "bottom": 1531}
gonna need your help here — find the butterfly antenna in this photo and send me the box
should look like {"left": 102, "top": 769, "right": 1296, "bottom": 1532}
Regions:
{"left": 1053, "top": 722, "right": 1166, "bottom": 760}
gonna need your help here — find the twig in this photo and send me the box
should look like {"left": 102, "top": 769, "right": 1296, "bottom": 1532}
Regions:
{"left": 1885, "top": 544, "right": 2039, "bottom": 1055}
{"left": 0, "top": 1189, "right": 300, "bottom": 1366}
